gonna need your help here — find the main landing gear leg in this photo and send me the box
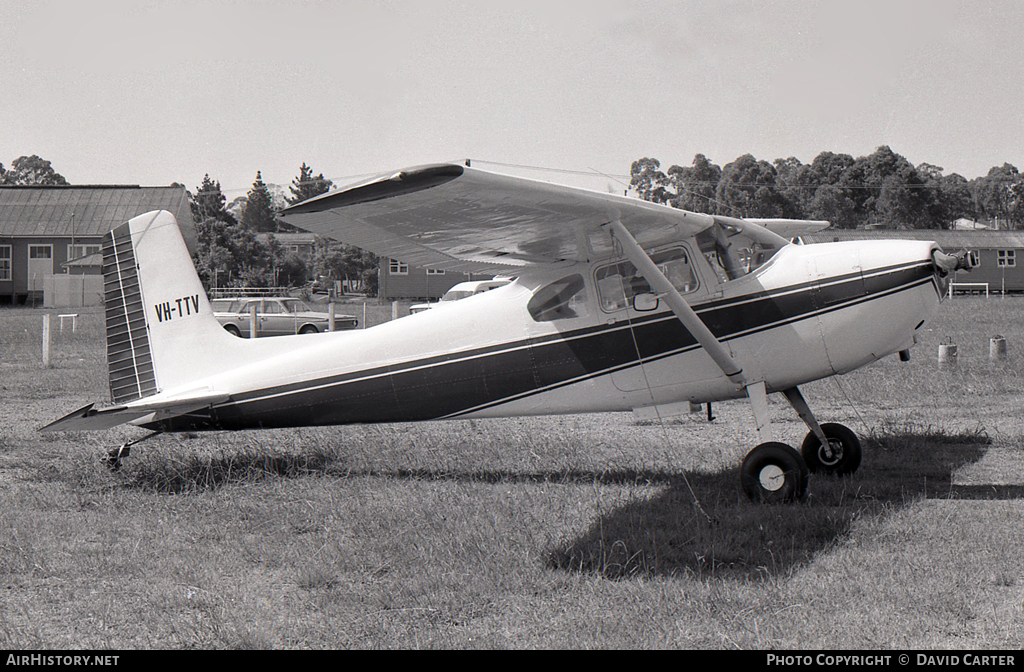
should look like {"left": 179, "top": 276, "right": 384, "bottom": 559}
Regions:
{"left": 603, "top": 220, "right": 813, "bottom": 504}
{"left": 782, "top": 386, "right": 861, "bottom": 476}
{"left": 740, "top": 381, "right": 809, "bottom": 503}
{"left": 104, "top": 431, "right": 162, "bottom": 472}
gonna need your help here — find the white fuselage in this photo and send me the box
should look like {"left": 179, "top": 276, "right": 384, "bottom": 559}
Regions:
{"left": 138, "top": 237, "right": 942, "bottom": 431}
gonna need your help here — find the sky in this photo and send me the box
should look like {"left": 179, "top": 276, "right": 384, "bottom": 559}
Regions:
{"left": 2, "top": 0, "right": 1023, "bottom": 200}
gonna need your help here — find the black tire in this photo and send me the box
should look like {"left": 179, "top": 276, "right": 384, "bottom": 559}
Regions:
{"left": 741, "top": 442, "right": 809, "bottom": 504}
{"left": 299, "top": 325, "right": 319, "bottom": 335}
{"left": 223, "top": 324, "right": 241, "bottom": 337}
{"left": 801, "top": 423, "right": 861, "bottom": 475}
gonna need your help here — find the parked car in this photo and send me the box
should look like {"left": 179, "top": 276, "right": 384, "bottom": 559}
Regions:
{"left": 212, "top": 297, "right": 358, "bottom": 337}
{"left": 409, "top": 278, "right": 513, "bottom": 314}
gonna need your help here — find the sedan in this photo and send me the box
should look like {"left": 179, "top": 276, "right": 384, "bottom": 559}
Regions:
{"left": 212, "top": 297, "right": 358, "bottom": 337}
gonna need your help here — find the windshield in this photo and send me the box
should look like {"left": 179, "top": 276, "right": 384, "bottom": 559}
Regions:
{"left": 695, "top": 219, "right": 786, "bottom": 282}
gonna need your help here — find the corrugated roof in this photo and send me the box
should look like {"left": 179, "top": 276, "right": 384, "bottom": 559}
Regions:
{"left": 0, "top": 185, "right": 194, "bottom": 237}
{"left": 801, "top": 228, "right": 1024, "bottom": 249}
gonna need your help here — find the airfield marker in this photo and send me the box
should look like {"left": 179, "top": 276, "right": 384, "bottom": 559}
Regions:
{"left": 990, "top": 336, "right": 1007, "bottom": 361}
{"left": 938, "top": 343, "right": 958, "bottom": 370}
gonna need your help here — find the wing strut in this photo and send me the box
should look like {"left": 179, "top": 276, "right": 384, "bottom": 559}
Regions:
{"left": 605, "top": 220, "right": 775, "bottom": 442}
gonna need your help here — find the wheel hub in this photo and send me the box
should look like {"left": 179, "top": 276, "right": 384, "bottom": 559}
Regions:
{"left": 818, "top": 439, "right": 844, "bottom": 466}
{"left": 758, "top": 465, "right": 786, "bottom": 492}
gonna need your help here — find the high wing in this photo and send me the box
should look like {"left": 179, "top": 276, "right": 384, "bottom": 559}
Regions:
{"left": 277, "top": 163, "right": 728, "bottom": 272}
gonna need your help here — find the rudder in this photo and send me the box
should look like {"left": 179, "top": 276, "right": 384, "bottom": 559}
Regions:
{"left": 103, "top": 210, "right": 234, "bottom": 403}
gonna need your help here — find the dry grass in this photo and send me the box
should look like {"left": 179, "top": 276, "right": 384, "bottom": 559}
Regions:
{"left": 1, "top": 298, "right": 1023, "bottom": 649}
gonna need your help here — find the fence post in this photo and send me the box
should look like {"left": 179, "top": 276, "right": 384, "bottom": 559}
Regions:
{"left": 42, "top": 314, "right": 51, "bottom": 368}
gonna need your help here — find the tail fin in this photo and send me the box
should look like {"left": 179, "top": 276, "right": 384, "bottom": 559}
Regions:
{"left": 104, "top": 210, "right": 233, "bottom": 403}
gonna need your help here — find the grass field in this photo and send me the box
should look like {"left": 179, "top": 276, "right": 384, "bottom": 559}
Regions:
{"left": 1, "top": 297, "right": 1023, "bottom": 649}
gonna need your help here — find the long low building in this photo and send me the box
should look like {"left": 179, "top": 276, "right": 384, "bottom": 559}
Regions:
{"left": 0, "top": 185, "right": 195, "bottom": 305}
{"left": 800, "top": 228, "right": 1024, "bottom": 294}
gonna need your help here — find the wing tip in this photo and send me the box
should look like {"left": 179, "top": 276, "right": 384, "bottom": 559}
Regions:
{"left": 280, "top": 163, "right": 466, "bottom": 216}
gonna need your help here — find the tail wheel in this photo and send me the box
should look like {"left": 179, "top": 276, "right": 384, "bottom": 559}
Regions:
{"left": 801, "top": 423, "right": 861, "bottom": 475}
{"left": 741, "top": 442, "right": 809, "bottom": 504}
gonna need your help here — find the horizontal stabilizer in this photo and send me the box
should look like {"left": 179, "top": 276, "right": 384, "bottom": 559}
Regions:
{"left": 39, "top": 404, "right": 150, "bottom": 432}
{"left": 39, "top": 391, "right": 230, "bottom": 432}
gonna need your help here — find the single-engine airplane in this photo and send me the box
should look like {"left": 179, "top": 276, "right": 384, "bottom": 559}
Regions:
{"left": 41, "top": 162, "right": 974, "bottom": 502}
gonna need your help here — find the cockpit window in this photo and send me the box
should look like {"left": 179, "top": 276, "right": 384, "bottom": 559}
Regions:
{"left": 596, "top": 247, "right": 698, "bottom": 312}
{"left": 695, "top": 219, "right": 784, "bottom": 282}
{"left": 528, "top": 274, "right": 590, "bottom": 322}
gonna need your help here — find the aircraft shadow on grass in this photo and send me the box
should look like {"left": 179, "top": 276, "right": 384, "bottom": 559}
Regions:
{"left": 548, "top": 429, "right": 1013, "bottom": 579}
{"left": 120, "top": 428, "right": 1012, "bottom": 580}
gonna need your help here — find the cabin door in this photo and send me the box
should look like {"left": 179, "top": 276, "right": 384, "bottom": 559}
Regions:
{"left": 600, "top": 245, "right": 722, "bottom": 392}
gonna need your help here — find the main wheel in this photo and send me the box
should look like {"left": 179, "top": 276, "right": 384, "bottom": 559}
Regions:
{"left": 741, "top": 442, "right": 809, "bottom": 503}
{"left": 801, "top": 423, "right": 861, "bottom": 475}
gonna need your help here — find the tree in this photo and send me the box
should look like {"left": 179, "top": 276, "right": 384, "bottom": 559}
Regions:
{"left": 287, "top": 163, "right": 333, "bottom": 205}
{"left": 1009, "top": 180, "right": 1024, "bottom": 229}
{"left": 240, "top": 171, "right": 278, "bottom": 233}
{"left": 309, "top": 236, "right": 379, "bottom": 296}
{"left": 970, "top": 164, "right": 1024, "bottom": 229}
{"left": 192, "top": 218, "right": 269, "bottom": 288}
{"left": 1, "top": 155, "right": 68, "bottom": 185}
{"left": 809, "top": 151, "right": 855, "bottom": 186}
{"left": 667, "top": 154, "right": 722, "bottom": 214}
{"left": 836, "top": 146, "right": 937, "bottom": 228}
{"left": 627, "top": 147, "right": 1020, "bottom": 230}
{"left": 809, "top": 183, "right": 858, "bottom": 229}
{"left": 261, "top": 233, "right": 309, "bottom": 287}
{"left": 629, "top": 158, "right": 673, "bottom": 205}
{"left": 715, "top": 154, "right": 793, "bottom": 218}
{"left": 191, "top": 174, "right": 237, "bottom": 225}
{"left": 918, "top": 164, "right": 974, "bottom": 228}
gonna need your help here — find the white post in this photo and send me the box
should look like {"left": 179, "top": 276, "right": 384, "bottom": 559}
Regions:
{"left": 328, "top": 301, "right": 336, "bottom": 331}
{"left": 249, "top": 303, "right": 259, "bottom": 339}
{"left": 42, "top": 314, "right": 51, "bottom": 368}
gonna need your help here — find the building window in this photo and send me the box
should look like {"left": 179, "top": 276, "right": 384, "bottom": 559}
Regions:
{"left": 67, "top": 244, "right": 101, "bottom": 261}
{"left": 997, "top": 250, "right": 1016, "bottom": 268}
{"left": 389, "top": 259, "right": 408, "bottom": 275}
{"left": 426, "top": 268, "right": 446, "bottom": 275}
{"left": 0, "top": 246, "right": 10, "bottom": 281}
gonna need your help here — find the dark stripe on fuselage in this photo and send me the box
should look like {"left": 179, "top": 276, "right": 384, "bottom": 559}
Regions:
{"left": 146, "top": 260, "right": 934, "bottom": 431}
